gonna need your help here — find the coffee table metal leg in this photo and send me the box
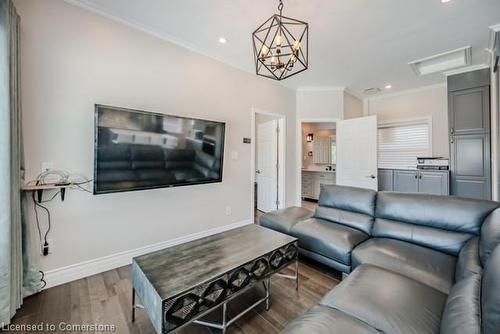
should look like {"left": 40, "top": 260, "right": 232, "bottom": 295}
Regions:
{"left": 265, "top": 278, "right": 271, "bottom": 311}
{"left": 276, "top": 259, "right": 300, "bottom": 291}
{"left": 132, "top": 288, "right": 136, "bottom": 322}
{"left": 194, "top": 277, "right": 273, "bottom": 332}
{"left": 295, "top": 258, "right": 299, "bottom": 291}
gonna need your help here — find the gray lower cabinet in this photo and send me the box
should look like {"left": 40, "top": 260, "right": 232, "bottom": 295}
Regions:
{"left": 419, "top": 171, "right": 450, "bottom": 196}
{"left": 393, "top": 170, "right": 419, "bottom": 193}
{"left": 387, "top": 169, "right": 449, "bottom": 196}
{"left": 378, "top": 169, "right": 393, "bottom": 191}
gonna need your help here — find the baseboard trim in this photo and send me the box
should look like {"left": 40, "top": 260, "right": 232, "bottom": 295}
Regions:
{"left": 43, "top": 219, "right": 253, "bottom": 289}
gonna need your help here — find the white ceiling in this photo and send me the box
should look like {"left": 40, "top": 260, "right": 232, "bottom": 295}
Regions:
{"left": 70, "top": 0, "right": 500, "bottom": 96}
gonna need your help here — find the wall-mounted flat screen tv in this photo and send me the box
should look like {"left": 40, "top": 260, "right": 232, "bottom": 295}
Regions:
{"left": 93, "top": 105, "right": 225, "bottom": 194}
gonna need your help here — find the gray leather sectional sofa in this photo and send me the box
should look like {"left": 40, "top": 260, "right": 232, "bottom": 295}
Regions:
{"left": 260, "top": 185, "right": 500, "bottom": 334}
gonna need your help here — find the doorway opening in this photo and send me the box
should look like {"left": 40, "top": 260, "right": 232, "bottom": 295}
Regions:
{"left": 298, "top": 121, "right": 337, "bottom": 211}
{"left": 251, "top": 109, "right": 286, "bottom": 222}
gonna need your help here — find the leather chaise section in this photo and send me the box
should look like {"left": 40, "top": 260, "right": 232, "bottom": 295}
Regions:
{"left": 481, "top": 245, "right": 500, "bottom": 334}
{"left": 372, "top": 218, "right": 472, "bottom": 256}
{"left": 320, "top": 265, "right": 447, "bottom": 334}
{"left": 455, "top": 237, "right": 482, "bottom": 281}
{"left": 281, "top": 306, "right": 379, "bottom": 334}
{"left": 352, "top": 238, "right": 456, "bottom": 294}
{"left": 291, "top": 218, "right": 369, "bottom": 266}
{"left": 318, "top": 184, "right": 377, "bottom": 216}
{"left": 259, "top": 207, "right": 313, "bottom": 234}
{"left": 440, "top": 274, "right": 481, "bottom": 334}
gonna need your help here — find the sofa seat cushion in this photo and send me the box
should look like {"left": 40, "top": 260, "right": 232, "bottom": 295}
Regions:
{"left": 291, "top": 218, "right": 369, "bottom": 265}
{"left": 259, "top": 207, "right": 313, "bottom": 234}
{"left": 282, "top": 305, "right": 379, "bottom": 334}
{"left": 352, "top": 238, "right": 456, "bottom": 294}
{"left": 321, "top": 265, "right": 447, "bottom": 334}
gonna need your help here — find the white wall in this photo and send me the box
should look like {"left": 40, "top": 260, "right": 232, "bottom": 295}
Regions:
{"left": 343, "top": 92, "right": 363, "bottom": 119}
{"left": 365, "top": 84, "right": 449, "bottom": 158}
{"left": 15, "top": 0, "right": 296, "bottom": 273}
{"left": 296, "top": 88, "right": 344, "bottom": 120}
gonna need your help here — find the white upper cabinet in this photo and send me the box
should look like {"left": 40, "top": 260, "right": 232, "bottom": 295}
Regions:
{"left": 313, "top": 136, "right": 332, "bottom": 164}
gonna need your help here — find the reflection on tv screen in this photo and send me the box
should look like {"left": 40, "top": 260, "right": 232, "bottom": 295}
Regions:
{"left": 94, "top": 105, "right": 225, "bottom": 194}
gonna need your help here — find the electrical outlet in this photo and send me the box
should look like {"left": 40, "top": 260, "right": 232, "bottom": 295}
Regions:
{"left": 225, "top": 206, "right": 232, "bottom": 216}
{"left": 41, "top": 162, "right": 53, "bottom": 173}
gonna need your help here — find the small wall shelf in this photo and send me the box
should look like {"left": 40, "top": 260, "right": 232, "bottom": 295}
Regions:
{"left": 22, "top": 183, "right": 74, "bottom": 202}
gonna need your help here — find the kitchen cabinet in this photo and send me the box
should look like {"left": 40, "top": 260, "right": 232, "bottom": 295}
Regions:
{"left": 313, "top": 137, "right": 332, "bottom": 164}
{"left": 383, "top": 169, "right": 450, "bottom": 196}
{"left": 393, "top": 170, "right": 419, "bottom": 193}
{"left": 302, "top": 171, "right": 335, "bottom": 200}
{"left": 419, "top": 171, "right": 449, "bottom": 196}
{"left": 378, "top": 169, "right": 393, "bottom": 191}
{"left": 448, "top": 69, "right": 491, "bottom": 200}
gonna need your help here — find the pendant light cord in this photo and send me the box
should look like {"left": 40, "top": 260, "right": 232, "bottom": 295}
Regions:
{"left": 278, "top": 0, "right": 283, "bottom": 16}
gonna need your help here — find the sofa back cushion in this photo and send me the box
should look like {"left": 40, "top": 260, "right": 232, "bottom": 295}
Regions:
{"left": 482, "top": 245, "right": 500, "bottom": 334}
{"left": 373, "top": 192, "right": 498, "bottom": 255}
{"left": 315, "top": 185, "right": 376, "bottom": 234}
{"left": 440, "top": 273, "right": 481, "bottom": 334}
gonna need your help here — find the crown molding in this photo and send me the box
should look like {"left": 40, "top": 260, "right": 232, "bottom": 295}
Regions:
{"left": 444, "top": 64, "right": 490, "bottom": 76}
{"left": 366, "top": 83, "right": 447, "bottom": 101}
{"left": 489, "top": 23, "right": 500, "bottom": 52}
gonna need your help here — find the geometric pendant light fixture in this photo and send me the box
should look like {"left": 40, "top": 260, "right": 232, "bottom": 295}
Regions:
{"left": 252, "top": 0, "right": 309, "bottom": 80}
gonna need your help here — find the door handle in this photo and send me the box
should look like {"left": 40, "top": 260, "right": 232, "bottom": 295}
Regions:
{"left": 256, "top": 170, "right": 261, "bottom": 174}
{"left": 366, "top": 175, "right": 376, "bottom": 179}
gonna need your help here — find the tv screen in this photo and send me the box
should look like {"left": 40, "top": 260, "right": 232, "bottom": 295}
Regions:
{"left": 93, "top": 105, "right": 225, "bottom": 194}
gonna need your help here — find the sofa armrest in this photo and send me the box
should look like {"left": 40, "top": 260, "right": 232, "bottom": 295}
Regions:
{"left": 455, "top": 237, "right": 482, "bottom": 281}
{"left": 260, "top": 206, "right": 313, "bottom": 235}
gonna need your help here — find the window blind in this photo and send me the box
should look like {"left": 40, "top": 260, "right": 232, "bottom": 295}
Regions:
{"left": 378, "top": 121, "right": 431, "bottom": 169}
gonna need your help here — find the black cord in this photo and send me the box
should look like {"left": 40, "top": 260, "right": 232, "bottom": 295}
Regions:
{"left": 39, "top": 270, "right": 47, "bottom": 289}
{"left": 32, "top": 191, "right": 43, "bottom": 249}
{"left": 74, "top": 183, "right": 92, "bottom": 194}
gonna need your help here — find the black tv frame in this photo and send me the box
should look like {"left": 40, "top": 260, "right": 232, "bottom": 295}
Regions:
{"left": 93, "top": 104, "right": 226, "bottom": 195}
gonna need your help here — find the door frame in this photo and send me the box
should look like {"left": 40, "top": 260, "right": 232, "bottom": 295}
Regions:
{"left": 295, "top": 118, "right": 341, "bottom": 206}
{"left": 251, "top": 108, "right": 286, "bottom": 220}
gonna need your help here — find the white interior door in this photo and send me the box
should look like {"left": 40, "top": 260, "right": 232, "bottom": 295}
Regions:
{"left": 336, "top": 116, "right": 378, "bottom": 190}
{"left": 257, "top": 120, "right": 278, "bottom": 212}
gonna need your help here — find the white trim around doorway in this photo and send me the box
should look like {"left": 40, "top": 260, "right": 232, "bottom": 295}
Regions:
{"left": 251, "top": 108, "right": 286, "bottom": 222}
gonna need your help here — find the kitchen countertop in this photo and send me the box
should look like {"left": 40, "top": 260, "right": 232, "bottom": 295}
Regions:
{"left": 302, "top": 169, "right": 336, "bottom": 173}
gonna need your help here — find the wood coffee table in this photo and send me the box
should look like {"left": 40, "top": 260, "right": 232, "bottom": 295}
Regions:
{"left": 131, "top": 224, "right": 299, "bottom": 333}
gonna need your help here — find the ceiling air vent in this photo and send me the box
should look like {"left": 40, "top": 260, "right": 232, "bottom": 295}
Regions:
{"left": 408, "top": 46, "right": 472, "bottom": 76}
{"left": 363, "top": 87, "right": 381, "bottom": 95}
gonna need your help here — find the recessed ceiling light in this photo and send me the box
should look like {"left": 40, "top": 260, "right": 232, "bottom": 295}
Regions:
{"left": 385, "top": 84, "right": 392, "bottom": 89}
{"left": 218, "top": 37, "right": 227, "bottom": 44}
{"left": 441, "top": 0, "right": 452, "bottom": 3}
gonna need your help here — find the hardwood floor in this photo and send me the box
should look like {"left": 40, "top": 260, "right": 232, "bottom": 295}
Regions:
{"left": 12, "top": 260, "right": 339, "bottom": 334}
{"left": 12, "top": 206, "right": 338, "bottom": 334}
